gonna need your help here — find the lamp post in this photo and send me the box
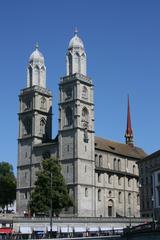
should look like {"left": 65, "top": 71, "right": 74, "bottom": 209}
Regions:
{"left": 152, "top": 196, "right": 155, "bottom": 223}
{"left": 50, "top": 172, "right": 53, "bottom": 238}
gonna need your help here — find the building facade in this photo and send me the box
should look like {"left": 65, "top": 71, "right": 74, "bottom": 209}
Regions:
{"left": 138, "top": 150, "right": 160, "bottom": 220}
{"left": 152, "top": 168, "right": 160, "bottom": 220}
{"left": 17, "top": 32, "right": 146, "bottom": 217}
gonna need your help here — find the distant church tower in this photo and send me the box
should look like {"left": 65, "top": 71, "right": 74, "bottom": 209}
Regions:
{"left": 125, "top": 96, "right": 134, "bottom": 145}
{"left": 58, "top": 31, "right": 95, "bottom": 216}
{"left": 16, "top": 45, "right": 52, "bottom": 214}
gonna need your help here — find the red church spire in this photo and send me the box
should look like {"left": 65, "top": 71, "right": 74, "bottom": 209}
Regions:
{"left": 125, "top": 95, "right": 134, "bottom": 145}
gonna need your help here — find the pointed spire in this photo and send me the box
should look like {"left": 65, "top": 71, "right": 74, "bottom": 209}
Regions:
{"left": 74, "top": 27, "right": 78, "bottom": 36}
{"left": 125, "top": 95, "right": 134, "bottom": 145}
{"left": 35, "top": 42, "right": 39, "bottom": 50}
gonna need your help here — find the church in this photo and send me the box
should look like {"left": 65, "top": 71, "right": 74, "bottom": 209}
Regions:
{"left": 16, "top": 31, "right": 147, "bottom": 217}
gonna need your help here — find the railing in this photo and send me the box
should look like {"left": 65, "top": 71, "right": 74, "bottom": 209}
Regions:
{"left": 12, "top": 216, "right": 150, "bottom": 224}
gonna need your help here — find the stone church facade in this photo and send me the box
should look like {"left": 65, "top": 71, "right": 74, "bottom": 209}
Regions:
{"left": 16, "top": 32, "right": 147, "bottom": 217}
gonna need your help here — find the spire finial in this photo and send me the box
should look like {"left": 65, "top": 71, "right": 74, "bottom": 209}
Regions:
{"left": 74, "top": 27, "right": 78, "bottom": 36}
{"left": 35, "top": 42, "right": 39, "bottom": 50}
{"left": 125, "top": 95, "right": 134, "bottom": 146}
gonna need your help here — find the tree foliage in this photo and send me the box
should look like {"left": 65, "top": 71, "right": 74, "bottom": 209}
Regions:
{"left": 29, "top": 157, "right": 72, "bottom": 216}
{"left": 0, "top": 162, "right": 16, "bottom": 209}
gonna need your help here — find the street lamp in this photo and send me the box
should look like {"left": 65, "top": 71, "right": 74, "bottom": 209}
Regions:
{"left": 152, "top": 196, "right": 155, "bottom": 223}
{"left": 50, "top": 172, "right": 53, "bottom": 238}
{"left": 128, "top": 207, "right": 131, "bottom": 228}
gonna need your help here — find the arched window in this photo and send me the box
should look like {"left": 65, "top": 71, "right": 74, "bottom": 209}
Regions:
{"left": 82, "top": 86, "right": 88, "bottom": 99}
{"left": 108, "top": 200, "right": 114, "bottom": 217}
{"left": 108, "top": 174, "right": 112, "bottom": 184}
{"left": 99, "top": 155, "right": 103, "bottom": 167}
{"left": 40, "top": 97, "right": 46, "bottom": 109}
{"left": 85, "top": 188, "right": 88, "bottom": 197}
{"left": 128, "top": 178, "right": 131, "bottom": 187}
{"left": 23, "top": 97, "right": 31, "bottom": 111}
{"left": 40, "top": 66, "right": 45, "bottom": 86}
{"left": 84, "top": 128, "right": 89, "bottom": 143}
{"left": 113, "top": 158, "right": 116, "bottom": 170}
{"left": 118, "top": 192, "right": 122, "bottom": 203}
{"left": 68, "top": 52, "right": 72, "bottom": 74}
{"left": 82, "top": 107, "right": 89, "bottom": 127}
{"left": 118, "top": 159, "right": 121, "bottom": 171}
{"left": 34, "top": 65, "right": 40, "bottom": 85}
{"left": 29, "top": 66, "right": 32, "bottom": 86}
{"left": 118, "top": 176, "right": 121, "bottom": 185}
{"left": 108, "top": 190, "right": 112, "bottom": 197}
{"left": 128, "top": 193, "right": 131, "bottom": 204}
{"left": 98, "top": 173, "right": 101, "bottom": 183}
{"left": 23, "top": 118, "right": 32, "bottom": 135}
{"left": 65, "top": 107, "right": 73, "bottom": 126}
{"left": 137, "top": 194, "right": 140, "bottom": 205}
{"left": 40, "top": 118, "right": 46, "bottom": 136}
{"left": 81, "top": 53, "right": 86, "bottom": 74}
{"left": 74, "top": 52, "right": 80, "bottom": 73}
{"left": 133, "top": 165, "right": 136, "bottom": 174}
{"left": 98, "top": 189, "right": 101, "bottom": 201}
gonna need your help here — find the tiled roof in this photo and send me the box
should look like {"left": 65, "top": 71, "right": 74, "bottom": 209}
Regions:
{"left": 95, "top": 136, "right": 147, "bottom": 160}
{"left": 138, "top": 149, "right": 160, "bottom": 163}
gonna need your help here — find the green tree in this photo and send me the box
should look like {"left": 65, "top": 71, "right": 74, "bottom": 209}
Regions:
{"left": 0, "top": 162, "right": 16, "bottom": 210}
{"left": 29, "top": 157, "right": 72, "bottom": 216}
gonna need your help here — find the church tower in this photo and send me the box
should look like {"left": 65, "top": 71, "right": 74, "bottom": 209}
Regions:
{"left": 16, "top": 45, "right": 52, "bottom": 214}
{"left": 58, "top": 31, "right": 95, "bottom": 216}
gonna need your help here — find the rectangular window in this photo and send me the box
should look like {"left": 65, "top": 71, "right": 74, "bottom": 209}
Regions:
{"left": 108, "top": 206, "right": 112, "bottom": 217}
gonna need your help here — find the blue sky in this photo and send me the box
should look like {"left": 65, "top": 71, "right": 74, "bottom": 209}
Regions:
{"left": 1, "top": 0, "right": 160, "bottom": 171}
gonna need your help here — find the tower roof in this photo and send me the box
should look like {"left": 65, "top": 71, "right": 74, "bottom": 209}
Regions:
{"left": 125, "top": 95, "right": 134, "bottom": 145}
{"left": 68, "top": 29, "right": 84, "bottom": 49}
{"left": 29, "top": 43, "right": 44, "bottom": 63}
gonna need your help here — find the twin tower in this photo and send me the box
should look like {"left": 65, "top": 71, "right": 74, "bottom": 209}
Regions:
{"left": 17, "top": 31, "right": 95, "bottom": 216}
{"left": 17, "top": 31, "right": 135, "bottom": 217}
